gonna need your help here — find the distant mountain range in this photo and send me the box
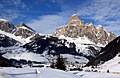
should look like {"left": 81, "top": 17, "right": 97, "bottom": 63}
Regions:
{"left": 0, "top": 15, "right": 119, "bottom": 69}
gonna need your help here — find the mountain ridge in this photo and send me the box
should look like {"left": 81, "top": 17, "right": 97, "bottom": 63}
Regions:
{"left": 0, "top": 19, "right": 37, "bottom": 44}
{"left": 53, "top": 14, "right": 116, "bottom": 46}
{"left": 0, "top": 17, "right": 119, "bottom": 69}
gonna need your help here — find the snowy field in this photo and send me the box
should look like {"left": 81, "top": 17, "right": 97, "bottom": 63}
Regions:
{"left": 0, "top": 68, "right": 120, "bottom": 78}
{"left": 100, "top": 55, "right": 120, "bottom": 73}
{"left": 69, "top": 71, "right": 120, "bottom": 78}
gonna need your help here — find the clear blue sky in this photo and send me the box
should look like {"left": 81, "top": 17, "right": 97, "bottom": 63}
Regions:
{"left": 0, "top": 0, "right": 120, "bottom": 36}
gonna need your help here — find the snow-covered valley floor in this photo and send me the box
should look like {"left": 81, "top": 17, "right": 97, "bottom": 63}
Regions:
{"left": 0, "top": 68, "right": 120, "bottom": 78}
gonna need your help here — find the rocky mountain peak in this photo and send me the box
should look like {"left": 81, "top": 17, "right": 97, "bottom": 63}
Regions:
{"left": 69, "top": 14, "right": 79, "bottom": 22}
{"left": 14, "top": 23, "right": 36, "bottom": 38}
{"left": 53, "top": 15, "right": 116, "bottom": 46}
{"left": 16, "top": 23, "right": 35, "bottom": 31}
{"left": 0, "top": 19, "right": 38, "bottom": 44}
{"left": 16, "top": 23, "right": 26, "bottom": 27}
{"left": 0, "top": 19, "right": 15, "bottom": 33}
{"left": 68, "top": 14, "right": 84, "bottom": 28}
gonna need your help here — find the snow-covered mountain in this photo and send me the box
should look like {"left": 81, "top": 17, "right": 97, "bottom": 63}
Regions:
{"left": 50, "top": 14, "right": 117, "bottom": 65}
{"left": 0, "top": 19, "right": 39, "bottom": 66}
{"left": 53, "top": 14, "right": 116, "bottom": 46}
{"left": 0, "top": 19, "right": 37, "bottom": 44}
{"left": 0, "top": 19, "right": 74, "bottom": 66}
{"left": 0, "top": 17, "right": 119, "bottom": 72}
{"left": 58, "top": 35, "right": 101, "bottom": 57}
{"left": 13, "top": 23, "right": 36, "bottom": 38}
{"left": 0, "top": 15, "right": 120, "bottom": 78}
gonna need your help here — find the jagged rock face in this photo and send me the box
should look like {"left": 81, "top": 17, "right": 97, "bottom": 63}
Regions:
{"left": 0, "top": 19, "right": 15, "bottom": 33}
{"left": 53, "top": 15, "right": 116, "bottom": 46}
{"left": 14, "top": 23, "right": 36, "bottom": 38}
{"left": 68, "top": 14, "right": 84, "bottom": 27}
{"left": 86, "top": 36, "right": 120, "bottom": 66}
{"left": 79, "top": 25, "right": 116, "bottom": 45}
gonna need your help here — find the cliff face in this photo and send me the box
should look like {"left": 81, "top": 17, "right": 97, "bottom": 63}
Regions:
{"left": 53, "top": 14, "right": 116, "bottom": 46}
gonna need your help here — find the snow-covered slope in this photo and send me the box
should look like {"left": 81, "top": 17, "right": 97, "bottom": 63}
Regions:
{"left": 59, "top": 35, "right": 101, "bottom": 57}
{"left": 0, "top": 29, "right": 32, "bottom": 44}
{"left": 1, "top": 35, "right": 90, "bottom": 66}
{"left": 0, "top": 68, "right": 80, "bottom": 78}
{"left": 86, "top": 36, "right": 120, "bottom": 66}
{"left": 74, "top": 71, "right": 120, "bottom": 78}
{"left": 100, "top": 54, "right": 120, "bottom": 73}
{"left": 3, "top": 52, "right": 49, "bottom": 63}
{"left": 83, "top": 54, "right": 120, "bottom": 74}
{"left": 0, "top": 19, "right": 37, "bottom": 44}
{"left": 0, "top": 68, "right": 120, "bottom": 78}
{"left": 62, "top": 54, "right": 88, "bottom": 64}
{"left": 1, "top": 34, "right": 101, "bottom": 66}
{"left": 3, "top": 50, "right": 89, "bottom": 65}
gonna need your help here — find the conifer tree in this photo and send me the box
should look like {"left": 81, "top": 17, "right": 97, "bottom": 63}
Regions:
{"left": 55, "top": 55, "right": 66, "bottom": 70}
